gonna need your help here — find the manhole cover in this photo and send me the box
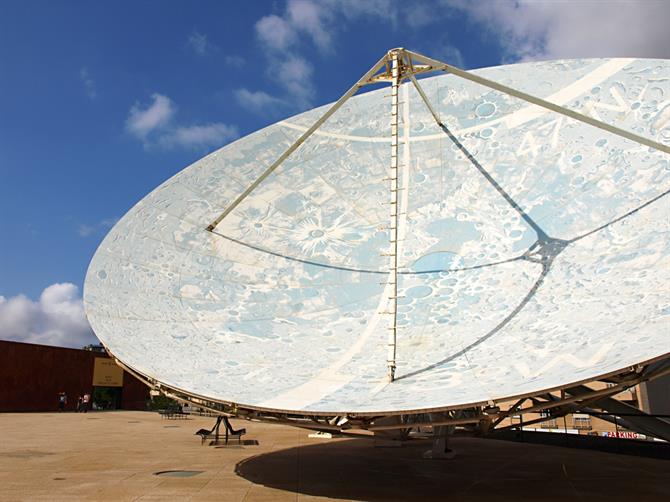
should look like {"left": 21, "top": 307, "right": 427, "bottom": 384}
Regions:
{"left": 154, "top": 470, "right": 203, "bottom": 478}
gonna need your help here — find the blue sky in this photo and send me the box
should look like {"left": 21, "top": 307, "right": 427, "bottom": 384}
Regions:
{"left": 1, "top": 0, "right": 669, "bottom": 348}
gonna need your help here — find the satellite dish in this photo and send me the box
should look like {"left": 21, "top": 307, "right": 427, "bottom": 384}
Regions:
{"left": 84, "top": 50, "right": 669, "bottom": 428}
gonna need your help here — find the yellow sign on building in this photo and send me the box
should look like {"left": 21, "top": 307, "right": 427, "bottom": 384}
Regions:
{"left": 92, "top": 358, "right": 124, "bottom": 387}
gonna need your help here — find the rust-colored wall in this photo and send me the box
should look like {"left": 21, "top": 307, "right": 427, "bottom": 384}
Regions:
{"left": 121, "top": 367, "right": 151, "bottom": 410}
{"left": 0, "top": 340, "right": 149, "bottom": 412}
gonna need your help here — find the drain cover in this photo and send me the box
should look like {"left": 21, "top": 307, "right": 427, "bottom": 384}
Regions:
{"left": 154, "top": 470, "right": 203, "bottom": 478}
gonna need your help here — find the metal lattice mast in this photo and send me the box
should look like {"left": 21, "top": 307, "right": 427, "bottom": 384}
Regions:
{"left": 386, "top": 49, "right": 401, "bottom": 382}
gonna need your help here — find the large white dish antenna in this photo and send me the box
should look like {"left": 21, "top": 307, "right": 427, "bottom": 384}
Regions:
{"left": 85, "top": 52, "right": 669, "bottom": 415}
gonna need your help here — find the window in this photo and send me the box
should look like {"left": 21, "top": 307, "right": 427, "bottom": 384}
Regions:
{"left": 539, "top": 411, "right": 557, "bottom": 428}
{"left": 572, "top": 414, "right": 592, "bottom": 430}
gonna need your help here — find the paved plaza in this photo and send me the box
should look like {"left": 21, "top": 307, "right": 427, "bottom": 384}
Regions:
{"left": 1, "top": 411, "right": 669, "bottom": 501}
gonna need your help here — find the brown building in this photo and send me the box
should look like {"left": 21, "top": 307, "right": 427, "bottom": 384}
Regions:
{"left": 0, "top": 340, "right": 149, "bottom": 412}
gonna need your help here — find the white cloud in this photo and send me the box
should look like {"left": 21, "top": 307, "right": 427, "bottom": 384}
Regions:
{"left": 287, "top": 0, "right": 332, "bottom": 52}
{"left": 125, "top": 93, "right": 236, "bottom": 151}
{"left": 234, "top": 88, "right": 286, "bottom": 114}
{"left": 253, "top": 0, "right": 401, "bottom": 110}
{"left": 404, "top": 1, "right": 433, "bottom": 28}
{"left": 256, "top": 0, "right": 393, "bottom": 55}
{"left": 77, "top": 218, "right": 117, "bottom": 237}
{"left": 445, "top": 0, "right": 670, "bottom": 62}
{"left": 256, "top": 14, "right": 297, "bottom": 52}
{"left": 80, "top": 67, "right": 97, "bottom": 99}
{"left": 125, "top": 93, "right": 175, "bottom": 139}
{"left": 254, "top": 3, "right": 320, "bottom": 108}
{"left": 77, "top": 224, "right": 95, "bottom": 237}
{"left": 0, "top": 283, "right": 98, "bottom": 349}
{"left": 188, "top": 30, "right": 241, "bottom": 68}
{"left": 225, "top": 55, "right": 245, "bottom": 67}
{"left": 326, "top": 0, "right": 395, "bottom": 22}
{"left": 188, "top": 30, "right": 207, "bottom": 55}
{"left": 435, "top": 44, "right": 465, "bottom": 68}
{"left": 277, "top": 56, "right": 315, "bottom": 109}
{"left": 159, "top": 123, "right": 239, "bottom": 150}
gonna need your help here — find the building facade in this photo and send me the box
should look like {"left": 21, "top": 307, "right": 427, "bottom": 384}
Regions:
{"left": 0, "top": 340, "right": 149, "bottom": 412}
{"left": 496, "top": 378, "right": 669, "bottom": 441}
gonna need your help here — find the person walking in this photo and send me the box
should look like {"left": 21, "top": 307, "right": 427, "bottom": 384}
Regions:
{"left": 82, "top": 393, "right": 91, "bottom": 413}
{"left": 57, "top": 392, "right": 67, "bottom": 412}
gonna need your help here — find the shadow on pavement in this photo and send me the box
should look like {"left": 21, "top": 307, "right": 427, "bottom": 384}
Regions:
{"left": 234, "top": 437, "right": 670, "bottom": 501}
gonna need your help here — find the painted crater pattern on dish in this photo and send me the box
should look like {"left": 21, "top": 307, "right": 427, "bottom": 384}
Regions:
{"left": 84, "top": 58, "right": 670, "bottom": 414}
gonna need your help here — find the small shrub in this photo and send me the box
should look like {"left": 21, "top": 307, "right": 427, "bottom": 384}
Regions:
{"left": 150, "top": 394, "right": 178, "bottom": 411}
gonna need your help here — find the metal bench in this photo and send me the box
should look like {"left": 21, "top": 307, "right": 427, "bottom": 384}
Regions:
{"left": 194, "top": 416, "right": 246, "bottom": 445}
{"left": 159, "top": 407, "right": 189, "bottom": 420}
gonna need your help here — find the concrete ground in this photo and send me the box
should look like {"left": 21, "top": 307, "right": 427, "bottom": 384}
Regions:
{"left": 0, "top": 411, "right": 668, "bottom": 501}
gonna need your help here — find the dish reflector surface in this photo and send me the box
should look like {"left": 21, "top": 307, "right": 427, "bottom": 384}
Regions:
{"left": 84, "top": 58, "right": 670, "bottom": 414}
